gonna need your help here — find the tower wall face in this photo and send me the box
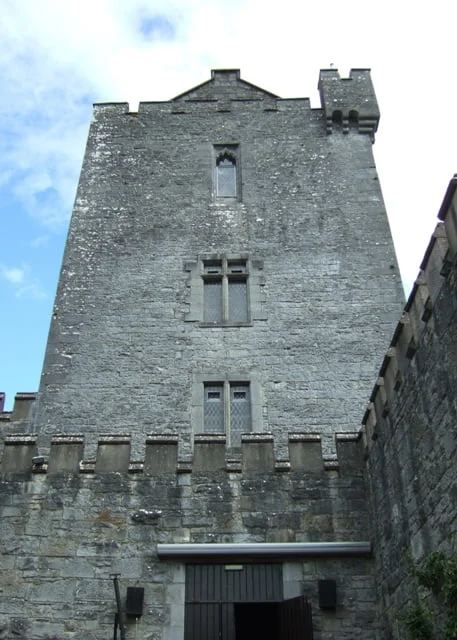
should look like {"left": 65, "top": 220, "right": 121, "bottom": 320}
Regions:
{"left": 34, "top": 74, "right": 404, "bottom": 456}
{"left": 0, "top": 69, "right": 417, "bottom": 640}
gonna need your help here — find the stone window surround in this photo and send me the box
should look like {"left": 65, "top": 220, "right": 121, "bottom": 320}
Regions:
{"left": 191, "top": 373, "right": 263, "bottom": 445}
{"left": 184, "top": 253, "right": 266, "bottom": 326}
{"left": 203, "top": 257, "right": 248, "bottom": 324}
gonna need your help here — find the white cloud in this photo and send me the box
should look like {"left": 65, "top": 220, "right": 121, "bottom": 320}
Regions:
{"left": 15, "top": 282, "right": 48, "bottom": 300}
{"left": 1, "top": 265, "right": 26, "bottom": 285}
{"left": 0, "top": 0, "right": 456, "bottom": 290}
{"left": 2, "top": 0, "right": 457, "bottom": 411}
{"left": 0, "top": 264, "right": 47, "bottom": 300}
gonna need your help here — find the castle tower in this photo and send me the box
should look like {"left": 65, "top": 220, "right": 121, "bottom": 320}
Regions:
{"left": 32, "top": 68, "right": 403, "bottom": 456}
{"left": 0, "top": 69, "right": 406, "bottom": 640}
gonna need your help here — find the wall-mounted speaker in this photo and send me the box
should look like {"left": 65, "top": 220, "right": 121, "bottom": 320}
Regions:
{"left": 318, "top": 579, "right": 337, "bottom": 609}
{"left": 126, "top": 587, "right": 144, "bottom": 617}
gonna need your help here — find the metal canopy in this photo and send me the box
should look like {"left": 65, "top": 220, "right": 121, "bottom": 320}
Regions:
{"left": 157, "top": 541, "right": 371, "bottom": 558}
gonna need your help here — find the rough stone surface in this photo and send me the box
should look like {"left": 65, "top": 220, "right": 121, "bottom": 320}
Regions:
{"left": 0, "top": 442, "right": 375, "bottom": 640}
{"left": 6, "top": 67, "right": 451, "bottom": 640}
{"left": 30, "top": 69, "right": 404, "bottom": 463}
{"left": 363, "top": 248, "right": 457, "bottom": 639}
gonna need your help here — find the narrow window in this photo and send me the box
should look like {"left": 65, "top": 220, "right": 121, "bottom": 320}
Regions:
{"left": 216, "top": 154, "right": 237, "bottom": 197}
{"left": 214, "top": 145, "right": 240, "bottom": 201}
{"left": 228, "top": 279, "right": 248, "bottom": 323}
{"left": 230, "top": 383, "right": 250, "bottom": 444}
{"left": 204, "top": 383, "right": 224, "bottom": 433}
{"left": 204, "top": 280, "right": 223, "bottom": 323}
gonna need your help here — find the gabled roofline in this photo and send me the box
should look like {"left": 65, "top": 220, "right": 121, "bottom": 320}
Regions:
{"left": 172, "top": 78, "right": 213, "bottom": 101}
{"left": 172, "top": 68, "right": 279, "bottom": 101}
{"left": 227, "top": 73, "right": 279, "bottom": 99}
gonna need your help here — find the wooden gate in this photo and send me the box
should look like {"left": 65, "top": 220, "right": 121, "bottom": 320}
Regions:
{"left": 279, "top": 595, "right": 313, "bottom": 640}
{"left": 184, "top": 564, "right": 313, "bottom": 640}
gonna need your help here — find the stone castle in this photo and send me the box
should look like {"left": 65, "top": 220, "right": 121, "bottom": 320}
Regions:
{"left": 0, "top": 68, "right": 456, "bottom": 640}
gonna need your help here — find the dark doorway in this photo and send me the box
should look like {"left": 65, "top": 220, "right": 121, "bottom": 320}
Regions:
{"left": 235, "top": 602, "right": 279, "bottom": 640}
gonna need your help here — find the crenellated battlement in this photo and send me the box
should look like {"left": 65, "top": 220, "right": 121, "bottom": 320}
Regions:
{"left": 0, "top": 431, "right": 362, "bottom": 476}
{"left": 362, "top": 175, "right": 457, "bottom": 452}
{"left": 0, "top": 392, "right": 36, "bottom": 430}
{"left": 90, "top": 68, "right": 381, "bottom": 139}
{"left": 318, "top": 68, "right": 380, "bottom": 138}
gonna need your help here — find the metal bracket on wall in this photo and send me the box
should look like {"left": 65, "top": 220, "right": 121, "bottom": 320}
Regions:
{"left": 110, "top": 573, "right": 127, "bottom": 640}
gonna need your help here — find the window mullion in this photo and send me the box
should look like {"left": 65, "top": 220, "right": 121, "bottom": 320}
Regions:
{"left": 224, "top": 381, "right": 231, "bottom": 446}
{"left": 222, "top": 276, "right": 229, "bottom": 322}
{"left": 222, "top": 257, "right": 229, "bottom": 322}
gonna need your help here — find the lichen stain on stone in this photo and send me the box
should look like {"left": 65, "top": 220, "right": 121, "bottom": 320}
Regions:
{"left": 87, "top": 509, "right": 125, "bottom": 525}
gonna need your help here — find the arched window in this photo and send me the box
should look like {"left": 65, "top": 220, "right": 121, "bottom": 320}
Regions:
{"left": 216, "top": 152, "right": 237, "bottom": 197}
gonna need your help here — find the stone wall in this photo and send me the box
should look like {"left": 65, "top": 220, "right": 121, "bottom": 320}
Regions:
{"left": 0, "top": 69, "right": 413, "bottom": 640}
{"left": 0, "top": 434, "right": 375, "bottom": 640}
{"left": 362, "top": 176, "right": 457, "bottom": 638}
{"left": 30, "top": 69, "right": 404, "bottom": 458}
{"left": 0, "top": 393, "right": 36, "bottom": 438}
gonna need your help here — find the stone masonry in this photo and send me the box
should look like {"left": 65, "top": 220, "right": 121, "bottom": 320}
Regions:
{"left": 0, "top": 434, "right": 375, "bottom": 640}
{"left": 29, "top": 68, "right": 404, "bottom": 463}
{"left": 361, "top": 176, "right": 457, "bottom": 638}
{"left": 3, "top": 69, "right": 455, "bottom": 640}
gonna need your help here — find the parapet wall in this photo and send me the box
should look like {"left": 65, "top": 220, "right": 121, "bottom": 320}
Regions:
{"left": 0, "top": 430, "right": 373, "bottom": 640}
{"left": 0, "top": 432, "right": 362, "bottom": 476}
{"left": 0, "top": 392, "right": 36, "bottom": 428}
{"left": 361, "top": 175, "right": 457, "bottom": 639}
{"left": 361, "top": 176, "right": 457, "bottom": 453}
{"left": 93, "top": 68, "right": 380, "bottom": 139}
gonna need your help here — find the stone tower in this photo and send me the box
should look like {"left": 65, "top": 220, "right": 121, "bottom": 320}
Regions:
{"left": 33, "top": 68, "right": 403, "bottom": 457}
{"left": 0, "top": 69, "right": 413, "bottom": 640}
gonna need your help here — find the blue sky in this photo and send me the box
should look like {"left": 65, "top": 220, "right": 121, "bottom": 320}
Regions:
{"left": 1, "top": 0, "right": 457, "bottom": 410}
